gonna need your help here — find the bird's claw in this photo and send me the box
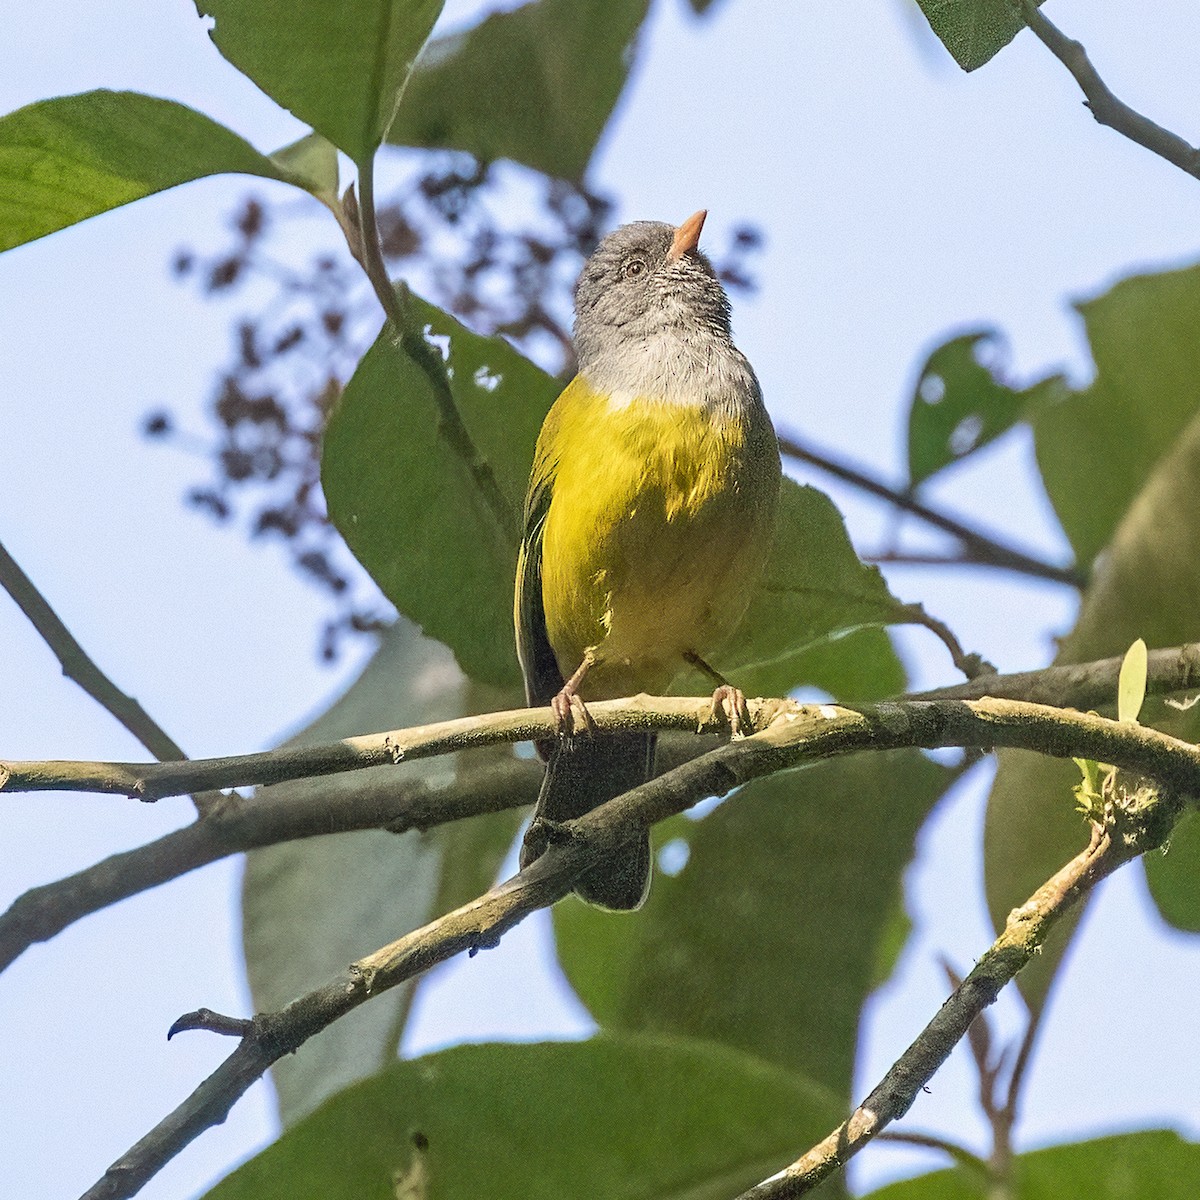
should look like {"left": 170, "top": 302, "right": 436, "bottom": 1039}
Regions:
{"left": 551, "top": 688, "right": 596, "bottom": 739}
{"left": 709, "top": 684, "right": 751, "bottom": 739}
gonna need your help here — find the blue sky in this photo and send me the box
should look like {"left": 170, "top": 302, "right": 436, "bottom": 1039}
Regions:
{"left": 3, "top": 1, "right": 1200, "bottom": 1196}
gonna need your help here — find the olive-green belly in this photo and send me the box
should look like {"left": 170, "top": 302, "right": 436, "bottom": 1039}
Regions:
{"left": 539, "top": 387, "right": 779, "bottom": 699}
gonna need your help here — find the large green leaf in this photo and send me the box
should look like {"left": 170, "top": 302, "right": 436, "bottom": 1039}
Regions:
{"left": 321, "top": 296, "right": 555, "bottom": 688}
{"left": 714, "top": 482, "right": 916, "bottom": 700}
{"left": 324, "top": 300, "right": 914, "bottom": 694}
{"left": 863, "top": 1130, "right": 1200, "bottom": 1199}
{"left": 555, "top": 751, "right": 952, "bottom": 1103}
{"left": 1034, "top": 262, "right": 1200, "bottom": 570}
{"left": 907, "top": 330, "right": 1062, "bottom": 486}
{"left": 202, "top": 1035, "right": 840, "bottom": 1200}
{"left": 196, "top": 0, "right": 444, "bottom": 163}
{"left": 389, "top": 0, "right": 650, "bottom": 181}
{"left": 242, "top": 618, "right": 524, "bottom": 1125}
{"left": 0, "top": 90, "right": 297, "bottom": 253}
{"left": 914, "top": 0, "right": 1044, "bottom": 72}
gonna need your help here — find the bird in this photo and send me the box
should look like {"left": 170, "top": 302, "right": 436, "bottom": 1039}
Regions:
{"left": 513, "top": 209, "right": 781, "bottom": 910}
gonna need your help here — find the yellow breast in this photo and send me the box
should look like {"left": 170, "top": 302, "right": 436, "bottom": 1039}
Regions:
{"left": 534, "top": 376, "right": 780, "bottom": 699}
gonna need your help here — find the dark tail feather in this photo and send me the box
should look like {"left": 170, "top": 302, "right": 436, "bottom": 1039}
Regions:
{"left": 520, "top": 732, "right": 655, "bottom": 910}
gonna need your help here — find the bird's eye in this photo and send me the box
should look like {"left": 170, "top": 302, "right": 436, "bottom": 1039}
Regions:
{"left": 622, "top": 257, "right": 647, "bottom": 280}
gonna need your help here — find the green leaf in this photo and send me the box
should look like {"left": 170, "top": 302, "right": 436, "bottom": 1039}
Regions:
{"left": 906, "top": 330, "right": 1059, "bottom": 486}
{"left": 555, "top": 751, "right": 952, "bottom": 1102}
{"left": 914, "top": 0, "right": 1044, "bottom": 72}
{"left": 862, "top": 1129, "right": 1200, "bottom": 1199}
{"left": 714, "top": 482, "right": 916, "bottom": 699}
{"left": 1117, "top": 637, "right": 1148, "bottom": 724}
{"left": 242, "top": 619, "right": 524, "bottom": 1125}
{"left": 201, "top": 1035, "right": 840, "bottom": 1200}
{"left": 1034, "top": 262, "right": 1200, "bottom": 570}
{"left": 766, "top": 625, "right": 906, "bottom": 703}
{"left": 388, "top": 0, "right": 650, "bottom": 181}
{"left": 0, "top": 90, "right": 295, "bottom": 253}
{"left": 321, "top": 296, "right": 556, "bottom": 688}
{"left": 196, "top": 0, "right": 444, "bottom": 163}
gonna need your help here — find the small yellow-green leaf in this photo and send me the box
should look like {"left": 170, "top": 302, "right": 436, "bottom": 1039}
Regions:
{"left": 1117, "top": 637, "right": 1148, "bottom": 724}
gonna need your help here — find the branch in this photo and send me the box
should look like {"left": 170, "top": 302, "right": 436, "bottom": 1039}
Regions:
{"left": 10, "top": 643, "right": 1200, "bottom": 976}
{"left": 11, "top": 691, "right": 1200, "bottom": 804}
{"left": 777, "top": 432, "right": 1084, "bottom": 588}
{"left": 1018, "top": 0, "right": 1200, "bottom": 181}
{"left": 733, "top": 796, "right": 1179, "bottom": 1198}
{"left": 350, "top": 160, "right": 520, "bottom": 544}
{"left": 916, "top": 642, "right": 1200, "bottom": 709}
{"left": 0, "top": 538, "right": 191, "bottom": 767}
{"left": 0, "top": 696, "right": 755, "bottom": 799}
{"left": 0, "top": 759, "right": 540, "bottom": 973}
{"left": 79, "top": 699, "right": 1193, "bottom": 1198}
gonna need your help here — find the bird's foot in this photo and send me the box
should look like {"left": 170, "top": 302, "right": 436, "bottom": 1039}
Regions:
{"left": 551, "top": 670, "right": 596, "bottom": 739}
{"left": 709, "top": 684, "right": 752, "bottom": 739}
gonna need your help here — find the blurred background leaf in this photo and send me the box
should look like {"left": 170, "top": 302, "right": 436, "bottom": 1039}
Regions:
{"left": 555, "top": 751, "right": 953, "bottom": 1108}
{"left": 389, "top": 0, "right": 650, "bottom": 181}
{"left": 242, "top": 618, "right": 524, "bottom": 1124}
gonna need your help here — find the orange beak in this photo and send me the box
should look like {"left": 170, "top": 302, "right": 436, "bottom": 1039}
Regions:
{"left": 666, "top": 209, "right": 707, "bottom": 263}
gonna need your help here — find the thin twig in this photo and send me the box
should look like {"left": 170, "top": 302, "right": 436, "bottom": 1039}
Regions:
{"left": 79, "top": 704, "right": 1188, "bottom": 1200}
{"left": 11, "top": 694, "right": 1200, "bottom": 805}
{"left": 0, "top": 538, "right": 217, "bottom": 816}
{"left": 352, "top": 161, "right": 519, "bottom": 544}
{"left": 914, "top": 642, "right": 1200, "bottom": 709}
{"left": 895, "top": 602, "right": 994, "bottom": 679}
{"left": 732, "top": 798, "right": 1178, "bottom": 1198}
{"left": 10, "top": 644, "right": 1200, "bottom": 978}
{"left": 0, "top": 759, "right": 540, "bottom": 974}
{"left": 777, "top": 432, "right": 1084, "bottom": 588}
{"left": 1018, "top": 0, "right": 1200, "bottom": 181}
{"left": 0, "top": 539, "right": 188, "bottom": 765}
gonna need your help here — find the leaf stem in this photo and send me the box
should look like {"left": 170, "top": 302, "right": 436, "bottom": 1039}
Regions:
{"left": 352, "top": 156, "right": 520, "bottom": 544}
{"left": 1017, "top": 0, "right": 1200, "bottom": 181}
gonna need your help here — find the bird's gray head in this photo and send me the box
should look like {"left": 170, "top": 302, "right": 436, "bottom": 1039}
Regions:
{"left": 572, "top": 211, "right": 736, "bottom": 388}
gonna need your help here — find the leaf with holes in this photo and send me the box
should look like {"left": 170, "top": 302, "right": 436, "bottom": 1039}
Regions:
{"left": 907, "top": 329, "right": 1061, "bottom": 486}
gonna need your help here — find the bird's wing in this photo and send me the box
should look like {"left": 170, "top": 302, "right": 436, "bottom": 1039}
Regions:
{"left": 514, "top": 389, "right": 569, "bottom": 707}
